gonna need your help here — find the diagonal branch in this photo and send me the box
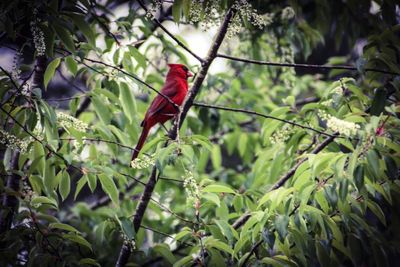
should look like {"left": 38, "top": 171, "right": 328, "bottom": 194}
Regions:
{"left": 231, "top": 133, "right": 339, "bottom": 231}
{"left": 217, "top": 54, "right": 400, "bottom": 76}
{"left": 115, "top": 7, "right": 237, "bottom": 267}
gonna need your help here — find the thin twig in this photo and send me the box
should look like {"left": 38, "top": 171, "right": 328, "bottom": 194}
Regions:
{"left": 193, "top": 102, "right": 341, "bottom": 138}
{"left": 0, "top": 106, "right": 82, "bottom": 174}
{"left": 137, "top": 0, "right": 204, "bottom": 63}
{"left": 217, "top": 54, "right": 400, "bottom": 76}
{"left": 140, "top": 225, "right": 194, "bottom": 247}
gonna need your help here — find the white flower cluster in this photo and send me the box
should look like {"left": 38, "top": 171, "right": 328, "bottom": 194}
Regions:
{"left": 11, "top": 51, "right": 22, "bottom": 81}
{"left": 319, "top": 111, "right": 360, "bottom": 136}
{"left": 182, "top": 170, "right": 201, "bottom": 204}
{"left": 56, "top": 112, "right": 88, "bottom": 133}
{"left": 122, "top": 236, "right": 136, "bottom": 251}
{"left": 321, "top": 99, "right": 333, "bottom": 107}
{"left": 0, "top": 129, "right": 30, "bottom": 154}
{"left": 226, "top": 0, "right": 272, "bottom": 38}
{"left": 189, "top": 0, "right": 202, "bottom": 23}
{"left": 279, "top": 46, "right": 296, "bottom": 89}
{"left": 199, "top": 1, "right": 221, "bottom": 30}
{"left": 146, "top": 0, "right": 162, "bottom": 19}
{"left": 20, "top": 84, "right": 31, "bottom": 97}
{"left": 269, "top": 126, "right": 291, "bottom": 144}
{"left": 131, "top": 153, "right": 155, "bottom": 169}
{"left": 30, "top": 19, "right": 46, "bottom": 56}
{"left": 332, "top": 85, "right": 344, "bottom": 95}
{"left": 281, "top": 6, "right": 295, "bottom": 20}
{"left": 21, "top": 177, "right": 35, "bottom": 201}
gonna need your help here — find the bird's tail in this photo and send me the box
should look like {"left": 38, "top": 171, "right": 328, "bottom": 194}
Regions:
{"left": 131, "top": 124, "right": 150, "bottom": 161}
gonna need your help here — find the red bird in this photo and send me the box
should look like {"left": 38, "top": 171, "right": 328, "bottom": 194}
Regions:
{"left": 131, "top": 64, "right": 193, "bottom": 160}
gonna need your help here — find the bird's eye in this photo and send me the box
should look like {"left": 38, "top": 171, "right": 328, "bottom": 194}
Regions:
{"left": 182, "top": 66, "right": 188, "bottom": 72}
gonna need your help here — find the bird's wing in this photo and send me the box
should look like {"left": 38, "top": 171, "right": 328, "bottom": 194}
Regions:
{"left": 146, "top": 79, "right": 179, "bottom": 118}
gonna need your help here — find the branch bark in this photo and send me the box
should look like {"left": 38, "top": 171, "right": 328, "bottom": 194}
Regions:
{"left": 0, "top": 151, "right": 21, "bottom": 234}
{"left": 114, "top": 7, "right": 236, "bottom": 267}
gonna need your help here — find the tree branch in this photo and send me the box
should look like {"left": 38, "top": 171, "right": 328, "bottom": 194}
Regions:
{"left": 115, "top": 7, "right": 237, "bottom": 267}
{"left": 231, "top": 133, "right": 339, "bottom": 232}
{"left": 137, "top": 0, "right": 204, "bottom": 63}
{"left": 193, "top": 102, "right": 340, "bottom": 138}
{"left": 0, "top": 151, "right": 21, "bottom": 234}
{"left": 217, "top": 54, "right": 400, "bottom": 76}
{"left": 269, "top": 132, "right": 338, "bottom": 191}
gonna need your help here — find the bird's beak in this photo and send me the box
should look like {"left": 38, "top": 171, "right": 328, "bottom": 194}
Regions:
{"left": 187, "top": 71, "right": 194, "bottom": 77}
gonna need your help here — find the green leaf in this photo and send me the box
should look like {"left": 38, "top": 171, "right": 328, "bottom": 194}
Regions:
{"left": 260, "top": 257, "right": 286, "bottom": 267}
{"left": 175, "top": 227, "right": 191, "bottom": 241}
{"left": 70, "top": 14, "right": 96, "bottom": 46}
{"left": 49, "top": 222, "right": 79, "bottom": 233}
{"left": 203, "top": 184, "right": 236, "bottom": 194}
{"left": 366, "top": 150, "right": 380, "bottom": 178}
{"left": 31, "top": 141, "right": 45, "bottom": 175}
{"left": 92, "top": 95, "right": 111, "bottom": 124}
{"left": 384, "top": 155, "right": 397, "bottom": 180}
{"left": 205, "top": 237, "right": 234, "bottom": 254}
{"left": 215, "top": 220, "right": 238, "bottom": 242}
{"left": 63, "top": 233, "right": 92, "bottom": 251}
{"left": 74, "top": 176, "right": 87, "bottom": 200}
{"left": 370, "top": 88, "right": 387, "bottom": 116}
{"left": 173, "top": 255, "right": 192, "bottom": 267}
{"left": 43, "top": 58, "right": 61, "bottom": 89}
{"left": 59, "top": 170, "right": 70, "bottom": 201}
{"left": 154, "top": 244, "right": 176, "bottom": 264}
{"left": 53, "top": 24, "right": 75, "bottom": 53}
{"left": 274, "top": 215, "right": 289, "bottom": 241}
{"left": 98, "top": 174, "right": 119, "bottom": 206}
{"left": 119, "top": 82, "right": 137, "bottom": 122}
{"left": 211, "top": 145, "right": 222, "bottom": 170}
{"left": 202, "top": 192, "right": 221, "bottom": 207}
{"left": 79, "top": 258, "right": 100, "bottom": 266}
{"left": 191, "top": 135, "right": 212, "bottom": 151}
{"left": 117, "top": 216, "right": 135, "bottom": 240}
{"left": 172, "top": 0, "right": 182, "bottom": 22}
{"left": 128, "top": 46, "right": 146, "bottom": 69}
{"left": 238, "top": 133, "right": 248, "bottom": 157}
{"left": 316, "top": 240, "right": 330, "bottom": 267}
{"left": 31, "top": 196, "right": 58, "bottom": 209}
{"left": 65, "top": 56, "right": 78, "bottom": 76}
{"left": 87, "top": 173, "right": 97, "bottom": 192}
{"left": 367, "top": 200, "right": 386, "bottom": 226}
{"left": 43, "top": 160, "right": 56, "bottom": 192}
{"left": 354, "top": 165, "right": 364, "bottom": 191}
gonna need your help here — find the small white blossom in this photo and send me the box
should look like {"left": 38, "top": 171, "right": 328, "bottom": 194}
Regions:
{"left": 319, "top": 111, "right": 360, "bottom": 136}
{"left": 30, "top": 15, "right": 46, "bottom": 56}
{"left": 0, "top": 129, "right": 31, "bottom": 154}
{"left": 131, "top": 153, "right": 155, "bottom": 169}
{"left": 321, "top": 99, "right": 333, "bottom": 107}
{"left": 11, "top": 54, "right": 21, "bottom": 81}
{"left": 281, "top": 7, "right": 295, "bottom": 20}
{"left": 182, "top": 170, "right": 201, "bottom": 205}
{"left": 269, "top": 126, "right": 291, "bottom": 144}
{"left": 189, "top": 0, "right": 202, "bottom": 23}
{"left": 145, "top": 0, "right": 162, "bottom": 19}
{"left": 21, "top": 176, "right": 35, "bottom": 201}
{"left": 332, "top": 86, "right": 344, "bottom": 95}
{"left": 20, "top": 84, "right": 30, "bottom": 97}
{"left": 56, "top": 112, "right": 88, "bottom": 133}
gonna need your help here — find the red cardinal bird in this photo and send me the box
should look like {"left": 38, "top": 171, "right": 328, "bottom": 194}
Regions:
{"left": 131, "top": 64, "right": 193, "bottom": 160}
